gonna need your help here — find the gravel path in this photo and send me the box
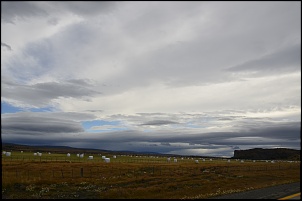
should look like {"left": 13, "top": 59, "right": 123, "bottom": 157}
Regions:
{"left": 209, "top": 182, "right": 300, "bottom": 199}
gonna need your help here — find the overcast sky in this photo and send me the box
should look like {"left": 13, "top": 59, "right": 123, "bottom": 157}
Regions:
{"left": 1, "top": 1, "right": 301, "bottom": 157}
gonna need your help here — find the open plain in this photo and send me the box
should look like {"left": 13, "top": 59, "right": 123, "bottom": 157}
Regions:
{"left": 2, "top": 151, "right": 300, "bottom": 199}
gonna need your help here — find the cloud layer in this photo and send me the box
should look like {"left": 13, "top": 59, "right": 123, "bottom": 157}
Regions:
{"left": 1, "top": 1, "right": 300, "bottom": 157}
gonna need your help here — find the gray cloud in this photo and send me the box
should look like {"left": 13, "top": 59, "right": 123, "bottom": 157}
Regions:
{"left": 1, "top": 1, "right": 117, "bottom": 24}
{"left": 47, "top": 17, "right": 59, "bottom": 26}
{"left": 2, "top": 111, "right": 300, "bottom": 157}
{"left": 1, "top": 1, "right": 48, "bottom": 23}
{"left": 226, "top": 44, "right": 300, "bottom": 75}
{"left": 104, "top": 1, "right": 300, "bottom": 88}
{"left": 85, "top": 109, "right": 103, "bottom": 113}
{"left": 1, "top": 112, "right": 84, "bottom": 135}
{"left": 1, "top": 42, "right": 12, "bottom": 50}
{"left": 141, "top": 120, "right": 179, "bottom": 126}
{"left": 52, "top": 1, "right": 117, "bottom": 17}
{"left": 160, "top": 142, "right": 171, "bottom": 146}
{"left": 2, "top": 79, "right": 101, "bottom": 107}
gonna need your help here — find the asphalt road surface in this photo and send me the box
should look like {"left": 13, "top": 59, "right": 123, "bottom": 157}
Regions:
{"left": 209, "top": 182, "right": 300, "bottom": 199}
{"left": 279, "top": 192, "right": 300, "bottom": 200}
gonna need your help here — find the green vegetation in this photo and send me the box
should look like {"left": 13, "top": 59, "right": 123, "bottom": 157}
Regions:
{"left": 2, "top": 151, "right": 300, "bottom": 199}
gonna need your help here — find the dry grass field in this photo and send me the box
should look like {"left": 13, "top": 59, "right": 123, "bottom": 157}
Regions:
{"left": 2, "top": 152, "right": 300, "bottom": 199}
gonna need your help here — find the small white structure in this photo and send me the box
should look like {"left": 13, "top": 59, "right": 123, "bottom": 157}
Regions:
{"left": 104, "top": 158, "right": 110, "bottom": 163}
{"left": 76, "top": 154, "right": 80, "bottom": 157}
{"left": 34, "top": 153, "right": 37, "bottom": 156}
{"left": 67, "top": 153, "right": 71, "bottom": 157}
{"left": 48, "top": 152, "right": 51, "bottom": 154}
{"left": 5, "top": 152, "right": 11, "bottom": 156}
{"left": 209, "top": 159, "right": 212, "bottom": 161}
{"left": 167, "top": 157, "right": 171, "bottom": 162}
{"left": 102, "top": 156, "right": 106, "bottom": 159}
{"left": 241, "top": 160, "right": 244, "bottom": 163}
{"left": 253, "top": 160, "right": 255, "bottom": 162}
{"left": 227, "top": 159, "right": 230, "bottom": 163}
{"left": 202, "top": 159, "right": 205, "bottom": 162}
{"left": 80, "top": 154, "right": 84, "bottom": 158}
{"left": 113, "top": 155, "right": 117, "bottom": 159}
{"left": 38, "top": 152, "right": 42, "bottom": 156}
{"left": 88, "top": 156, "right": 93, "bottom": 160}
{"left": 21, "top": 151, "right": 23, "bottom": 153}
{"left": 2, "top": 151, "right": 6, "bottom": 155}
{"left": 195, "top": 160, "right": 199, "bottom": 164}
{"left": 271, "top": 160, "right": 275, "bottom": 163}
{"left": 181, "top": 157, "right": 184, "bottom": 160}
{"left": 174, "top": 159, "right": 177, "bottom": 163}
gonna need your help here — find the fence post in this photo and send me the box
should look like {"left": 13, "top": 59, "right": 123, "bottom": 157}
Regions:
{"left": 61, "top": 169, "right": 64, "bottom": 178}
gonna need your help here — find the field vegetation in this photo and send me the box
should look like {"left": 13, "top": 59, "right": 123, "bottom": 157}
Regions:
{"left": 2, "top": 151, "right": 300, "bottom": 199}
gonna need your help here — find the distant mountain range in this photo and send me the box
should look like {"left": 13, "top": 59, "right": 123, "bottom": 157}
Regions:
{"left": 3, "top": 143, "right": 299, "bottom": 160}
{"left": 1, "top": 142, "right": 160, "bottom": 156}
{"left": 232, "top": 148, "right": 300, "bottom": 161}
{"left": 1, "top": 142, "right": 217, "bottom": 158}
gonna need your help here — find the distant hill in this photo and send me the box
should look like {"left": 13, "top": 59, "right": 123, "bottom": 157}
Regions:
{"left": 232, "top": 148, "right": 300, "bottom": 160}
{"left": 1, "top": 142, "right": 169, "bottom": 156}
{"left": 1, "top": 142, "right": 111, "bottom": 154}
{"left": 1, "top": 142, "right": 219, "bottom": 158}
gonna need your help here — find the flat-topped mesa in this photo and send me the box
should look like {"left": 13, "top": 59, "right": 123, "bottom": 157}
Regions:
{"left": 233, "top": 148, "right": 300, "bottom": 160}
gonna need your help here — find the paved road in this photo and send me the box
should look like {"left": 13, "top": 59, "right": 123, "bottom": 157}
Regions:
{"left": 209, "top": 182, "right": 300, "bottom": 199}
{"left": 279, "top": 192, "right": 300, "bottom": 200}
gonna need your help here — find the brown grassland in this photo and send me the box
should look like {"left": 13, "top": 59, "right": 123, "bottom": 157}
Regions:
{"left": 1, "top": 153, "right": 300, "bottom": 199}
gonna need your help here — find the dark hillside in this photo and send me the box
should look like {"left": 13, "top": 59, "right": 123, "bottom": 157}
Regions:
{"left": 233, "top": 148, "right": 300, "bottom": 160}
{"left": 2, "top": 143, "right": 119, "bottom": 155}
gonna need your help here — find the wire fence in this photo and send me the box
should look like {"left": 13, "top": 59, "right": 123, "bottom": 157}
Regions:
{"left": 0, "top": 156, "right": 223, "bottom": 164}
{"left": 3, "top": 155, "right": 299, "bottom": 164}
{"left": 2, "top": 163, "right": 300, "bottom": 182}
